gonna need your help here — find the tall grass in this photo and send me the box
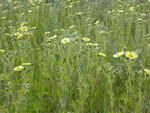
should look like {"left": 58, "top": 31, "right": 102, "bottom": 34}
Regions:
{"left": 0, "top": 0, "right": 150, "bottom": 112}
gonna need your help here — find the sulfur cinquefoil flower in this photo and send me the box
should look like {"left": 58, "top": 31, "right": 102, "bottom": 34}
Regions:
{"left": 129, "top": 7, "right": 134, "bottom": 12}
{"left": 0, "top": 49, "right": 5, "bottom": 53}
{"left": 21, "top": 63, "right": 31, "bottom": 66}
{"left": 125, "top": 51, "right": 138, "bottom": 59}
{"left": 14, "top": 66, "right": 24, "bottom": 71}
{"left": 61, "top": 38, "right": 70, "bottom": 44}
{"left": 144, "top": 69, "right": 150, "bottom": 75}
{"left": 14, "top": 32, "right": 22, "bottom": 39}
{"left": 98, "top": 52, "right": 106, "bottom": 57}
{"left": 82, "top": 37, "right": 90, "bottom": 42}
{"left": 113, "top": 52, "right": 124, "bottom": 58}
{"left": 20, "top": 26, "right": 28, "bottom": 32}
{"left": 19, "top": 89, "right": 25, "bottom": 95}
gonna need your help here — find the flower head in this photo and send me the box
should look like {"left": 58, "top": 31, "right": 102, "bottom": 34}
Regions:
{"left": 20, "top": 22, "right": 28, "bottom": 27}
{"left": 113, "top": 52, "right": 124, "bottom": 58}
{"left": 82, "top": 37, "right": 90, "bottom": 42}
{"left": 125, "top": 51, "right": 138, "bottom": 59}
{"left": 1, "top": 74, "right": 7, "bottom": 79}
{"left": 0, "top": 49, "right": 5, "bottom": 54}
{"left": 14, "top": 32, "right": 22, "bottom": 39}
{"left": 98, "top": 52, "right": 106, "bottom": 57}
{"left": 21, "top": 63, "right": 31, "bottom": 66}
{"left": 95, "top": 21, "right": 99, "bottom": 25}
{"left": 14, "top": 66, "right": 24, "bottom": 71}
{"left": 61, "top": 38, "right": 70, "bottom": 44}
{"left": 129, "top": 7, "right": 134, "bottom": 12}
{"left": 19, "top": 89, "right": 25, "bottom": 95}
{"left": 20, "top": 26, "right": 28, "bottom": 32}
{"left": 144, "top": 69, "right": 150, "bottom": 75}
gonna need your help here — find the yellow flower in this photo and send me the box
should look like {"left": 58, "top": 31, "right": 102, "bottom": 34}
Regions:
{"left": 95, "top": 21, "right": 99, "bottom": 25}
{"left": 14, "top": 32, "right": 22, "bottom": 39}
{"left": 69, "top": 26, "right": 74, "bottom": 29}
{"left": 125, "top": 51, "right": 138, "bottom": 59}
{"left": 61, "top": 38, "right": 70, "bottom": 44}
{"left": 144, "top": 69, "right": 150, "bottom": 75}
{"left": 28, "top": 0, "right": 35, "bottom": 5}
{"left": 98, "top": 52, "right": 106, "bottom": 57}
{"left": 14, "top": 66, "right": 24, "bottom": 71}
{"left": 20, "top": 22, "right": 28, "bottom": 26}
{"left": 82, "top": 37, "right": 90, "bottom": 42}
{"left": 0, "top": 49, "right": 5, "bottom": 53}
{"left": 129, "top": 7, "right": 134, "bottom": 12}
{"left": 19, "top": 89, "right": 25, "bottom": 95}
{"left": 20, "top": 26, "right": 28, "bottom": 32}
{"left": 1, "top": 74, "right": 6, "bottom": 79}
{"left": 49, "top": 35, "right": 57, "bottom": 40}
{"left": 45, "top": 31, "right": 50, "bottom": 34}
{"left": 113, "top": 52, "right": 124, "bottom": 58}
{"left": 28, "top": 10, "right": 32, "bottom": 13}
{"left": 92, "top": 43, "right": 99, "bottom": 46}
{"left": 32, "top": 27, "right": 37, "bottom": 29}
{"left": 86, "top": 43, "right": 93, "bottom": 46}
{"left": 21, "top": 63, "right": 31, "bottom": 66}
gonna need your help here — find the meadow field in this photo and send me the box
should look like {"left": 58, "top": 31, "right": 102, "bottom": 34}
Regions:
{"left": 0, "top": 0, "right": 150, "bottom": 112}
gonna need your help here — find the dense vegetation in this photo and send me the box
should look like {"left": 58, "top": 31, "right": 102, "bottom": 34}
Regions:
{"left": 0, "top": 0, "right": 150, "bottom": 112}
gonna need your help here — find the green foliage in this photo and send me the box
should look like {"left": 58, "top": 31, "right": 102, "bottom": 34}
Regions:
{"left": 0, "top": 0, "right": 150, "bottom": 112}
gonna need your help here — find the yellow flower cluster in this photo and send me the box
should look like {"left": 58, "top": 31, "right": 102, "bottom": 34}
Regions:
{"left": 14, "top": 22, "right": 32, "bottom": 40}
{"left": 14, "top": 63, "right": 31, "bottom": 72}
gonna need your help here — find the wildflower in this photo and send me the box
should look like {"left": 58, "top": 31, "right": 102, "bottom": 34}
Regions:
{"left": 140, "top": 13, "right": 146, "bottom": 17}
{"left": 1, "top": 74, "right": 6, "bottom": 79}
{"left": 21, "top": 63, "right": 31, "bottom": 66}
{"left": 28, "top": 0, "right": 35, "bottom": 5}
{"left": 92, "top": 43, "right": 99, "bottom": 46}
{"left": 129, "top": 7, "right": 134, "bottom": 12}
{"left": 0, "top": 49, "right": 5, "bottom": 53}
{"left": 28, "top": 33, "right": 32, "bottom": 37}
{"left": 14, "top": 32, "right": 22, "bottom": 39}
{"left": 49, "top": 35, "right": 57, "bottom": 40}
{"left": 19, "top": 89, "right": 25, "bottom": 95}
{"left": 125, "top": 51, "right": 138, "bottom": 59}
{"left": 86, "top": 18, "right": 90, "bottom": 21}
{"left": 14, "top": 66, "right": 24, "bottom": 71}
{"left": 118, "top": 10, "right": 124, "bottom": 13}
{"left": 75, "top": 12, "right": 83, "bottom": 15}
{"left": 86, "top": 43, "right": 93, "bottom": 46}
{"left": 20, "top": 22, "right": 28, "bottom": 26}
{"left": 144, "top": 69, "right": 150, "bottom": 75}
{"left": 32, "top": 27, "right": 37, "bottom": 29}
{"left": 98, "top": 52, "right": 106, "bottom": 57}
{"left": 82, "top": 37, "right": 90, "bottom": 42}
{"left": 113, "top": 52, "right": 124, "bottom": 58}
{"left": 137, "top": 18, "right": 143, "bottom": 21}
{"left": 99, "top": 31, "right": 105, "bottom": 34}
{"left": 28, "top": 10, "right": 32, "bottom": 13}
{"left": 45, "top": 32, "right": 50, "bottom": 35}
{"left": 69, "top": 26, "right": 74, "bottom": 29}
{"left": 95, "top": 21, "right": 99, "bottom": 25}
{"left": 20, "top": 26, "right": 28, "bottom": 32}
{"left": 61, "top": 38, "right": 70, "bottom": 44}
